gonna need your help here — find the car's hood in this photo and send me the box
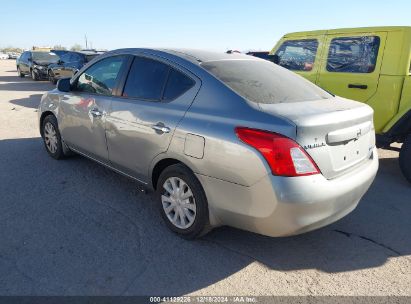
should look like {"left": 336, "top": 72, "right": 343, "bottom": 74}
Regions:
{"left": 33, "top": 60, "right": 54, "bottom": 66}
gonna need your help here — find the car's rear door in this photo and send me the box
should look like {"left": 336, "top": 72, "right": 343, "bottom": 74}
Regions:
{"left": 58, "top": 55, "right": 129, "bottom": 162}
{"left": 20, "top": 52, "right": 30, "bottom": 73}
{"left": 106, "top": 55, "right": 200, "bottom": 183}
{"left": 51, "top": 52, "right": 69, "bottom": 79}
{"left": 65, "top": 53, "right": 82, "bottom": 77}
{"left": 60, "top": 53, "right": 76, "bottom": 78}
{"left": 316, "top": 31, "right": 387, "bottom": 102}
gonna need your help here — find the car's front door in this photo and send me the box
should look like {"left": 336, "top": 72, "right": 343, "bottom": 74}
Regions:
{"left": 273, "top": 36, "right": 325, "bottom": 83}
{"left": 58, "top": 55, "right": 129, "bottom": 162}
{"left": 105, "top": 55, "right": 200, "bottom": 183}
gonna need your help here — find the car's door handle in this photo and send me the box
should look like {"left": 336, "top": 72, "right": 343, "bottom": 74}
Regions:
{"left": 348, "top": 84, "right": 368, "bottom": 90}
{"left": 151, "top": 124, "right": 171, "bottom": 134}
{"left": 89, "top": 108, "right": 103, "bottom": 117}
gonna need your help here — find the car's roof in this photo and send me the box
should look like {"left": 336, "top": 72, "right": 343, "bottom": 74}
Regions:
{"left": 109, "top": 48, "right": 257, "bottom": 65}
{"left": 161, "top": 48, "right": 255, "bottom": 63}
{"left": 283, "top": 26, "right": 411, "bottom": 38}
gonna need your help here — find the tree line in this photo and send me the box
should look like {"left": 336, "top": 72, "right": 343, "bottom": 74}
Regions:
{"left": 1, "top": 44, "right": 87, "bottom": 53}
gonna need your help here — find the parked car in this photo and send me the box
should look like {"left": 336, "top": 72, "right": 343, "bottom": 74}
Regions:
{"left": 271, "top": 26, "right": 411, "bottom": 183}
{"left": 7, "top": 52, "right": 20, "bottom": 59}
{"left": 38, "top": 49, "right": 378, "bottom": 239}
{"left": 0, "top": 52, "right": 8, "bottom": 60}
{"left": 16, "top": 50, "right": 59, "bottom": 80}
{"left": 47, "top": 50, "right": 103, "bottom": 84}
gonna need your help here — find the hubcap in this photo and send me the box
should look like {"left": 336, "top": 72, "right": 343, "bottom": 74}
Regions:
{"left": 44, "top": 122, "right": 58, "bottom": 153}
{"left": 161, "top": 177, "right": 196, "bottom": 229}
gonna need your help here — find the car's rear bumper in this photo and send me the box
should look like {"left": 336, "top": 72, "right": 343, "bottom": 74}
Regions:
{"left": 197, "top": 147, "right": 378, "bottom": 237}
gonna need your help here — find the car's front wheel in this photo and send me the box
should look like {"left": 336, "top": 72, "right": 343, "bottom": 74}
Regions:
{"left": 399, "top": 134, "right": 411, "bottom": 184}
{"left": 41, "top": 115, "right": 66, "bottom": 160}
{"left": 31, "top": 69, "right": 39, "bottom": 81}
{"left": 157, "top": 164, "right": 210, "bottom": 239}
{"left": 48, "top": 70, "right": 57, "bottom": 84}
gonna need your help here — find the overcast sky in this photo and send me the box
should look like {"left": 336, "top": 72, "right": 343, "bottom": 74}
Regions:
{"left": 1, "top": 0, "right": 410, "bottom": 51}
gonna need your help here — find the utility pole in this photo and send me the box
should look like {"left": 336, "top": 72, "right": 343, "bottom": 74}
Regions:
{"left": 85, "top": 34, "right": 88, "bottom": 49}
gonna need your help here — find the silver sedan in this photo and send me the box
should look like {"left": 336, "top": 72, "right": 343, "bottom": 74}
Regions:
{"left": 38, "top": 49, "right": 378, "bottom": 239}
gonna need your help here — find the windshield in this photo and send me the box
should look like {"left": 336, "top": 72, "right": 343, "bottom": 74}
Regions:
{"left": 32, "top": 52, "right": 59, "bottom": 63}
{"left": 201, "top": 59, "right": 331, "bottom": 104}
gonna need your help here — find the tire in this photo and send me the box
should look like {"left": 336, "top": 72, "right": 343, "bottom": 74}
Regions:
{"left": 48, "top": 70, "right": 57, "bottom": 84}
{"left": 156, "top": 164, "right": 210, "bottom": 239}
{"left": 17, "top": 66, "right": 24, "bottom": 78}
{"left": 31, "top": 69, "right": 39, "bottom": 81}
{"left": 399, "top": 134, "right": 411, "bottom": 184}
{"left": 41, "top": 115, "right": 66, "bottom": 160}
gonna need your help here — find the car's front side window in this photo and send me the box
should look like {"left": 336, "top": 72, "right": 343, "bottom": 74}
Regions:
{"left": 275, "top": 39, "right": 319, "bottom": 71}
{"left": 326, "top": 36, "right": 380, "bottom": 73}
{"left": 73, "top": 56, "right": 127, "bottom": 96}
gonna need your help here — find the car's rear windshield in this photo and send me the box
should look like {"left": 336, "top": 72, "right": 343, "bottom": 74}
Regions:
{"left": 32, "top": 52, "right": 59, "bottom": 63}
{"left": 201, "top": 59, "right": 331, "bottom": 104}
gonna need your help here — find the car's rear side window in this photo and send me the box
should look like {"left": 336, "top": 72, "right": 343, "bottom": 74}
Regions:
{"left": 275, "top": 39, "right": 319, "bottom": 71}
{"left": 163, "top": 69, "right": 195, "bottom": 101}
{"left": 122, "top": 57, "right": 169, "bottom": 100}
{"left": 326, "top": 36, "right": 380, "bottom": 73}
{"left": 122, "top": 57, "right": 194, "bottom": 101}
{"left": 201, "top": 59, "right": 331, "bottom": 104}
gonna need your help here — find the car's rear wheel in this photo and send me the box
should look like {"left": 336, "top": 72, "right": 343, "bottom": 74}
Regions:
{"left": 31, "top": 69, "right": 39, "bottom": 81}
{"left": 399, "top": 134, "right": 411, "bottom": 184}
{"left": 17, "top": 66, "right": 24, "bottom": 78}
{"left": 157, "top": 164, "right": 210, "bottom": 239}
{"left": 41, "top": 115, "right": 66, "bottom": 160}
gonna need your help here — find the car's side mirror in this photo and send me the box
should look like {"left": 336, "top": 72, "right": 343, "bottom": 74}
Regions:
{"left": 57, "top": 78, "right": 71, "bottom": 92}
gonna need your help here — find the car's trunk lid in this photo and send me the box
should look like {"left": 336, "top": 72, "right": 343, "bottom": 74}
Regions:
{"left": 259, "top": 97, "right": 375, "bottom": 179}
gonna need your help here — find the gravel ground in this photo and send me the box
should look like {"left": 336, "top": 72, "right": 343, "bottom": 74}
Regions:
{"left": 0, "top": 59, "right": 410, "bottom": 296}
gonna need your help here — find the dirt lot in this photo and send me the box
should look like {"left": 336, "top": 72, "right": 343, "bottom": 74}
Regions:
{"left": 0, "top": 59, "right": 410, "bottom": 296}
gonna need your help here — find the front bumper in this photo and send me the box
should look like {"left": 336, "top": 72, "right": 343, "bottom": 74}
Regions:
{"left": 32, "top": 67, "right": 49, "bottom": 79}
{"left": 197, "top": 147, "right": 378, "bottom": 237}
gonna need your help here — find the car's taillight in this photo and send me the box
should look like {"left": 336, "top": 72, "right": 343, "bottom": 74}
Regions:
{"left": 235, "top": 127, "right": 320, "bottom": 177}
